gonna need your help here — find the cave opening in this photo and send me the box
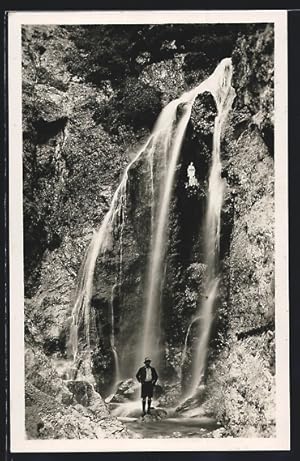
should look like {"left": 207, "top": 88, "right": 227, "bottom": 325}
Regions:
{"left": 171, "top": 120, "right": 212, "bottom": 269}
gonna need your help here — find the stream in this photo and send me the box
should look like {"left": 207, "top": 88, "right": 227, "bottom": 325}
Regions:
{"left": 125, "top": 416, "right": 219, "bottom": 438}
{"left": 109, "top": 400, "right": 220, "bottom": 439}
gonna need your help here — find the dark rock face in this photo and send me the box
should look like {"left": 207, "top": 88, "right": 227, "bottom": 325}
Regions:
{"left": 23, "top": 24, "right": 275, "bottom": 438}
{"left": 232, "top": 25, "right": 274, "bottom": 151}
{"left": 23, "top": 25, "right": 131, "bottom": 350}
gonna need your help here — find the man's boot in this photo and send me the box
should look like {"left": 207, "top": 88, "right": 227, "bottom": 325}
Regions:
{"left": 142, "top": 399, "right": 146, "bottom": 416}
{"left": 147, "top": 398, "right": 152, "bottom": 414}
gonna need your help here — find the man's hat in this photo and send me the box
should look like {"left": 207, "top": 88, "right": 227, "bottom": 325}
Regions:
{"left": 144, "top": 357, "right": 151, "bottom": 363}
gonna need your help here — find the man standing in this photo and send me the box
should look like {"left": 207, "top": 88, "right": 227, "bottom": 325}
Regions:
{"left": 136, "top": 357, "right": 158, "bottom": 416}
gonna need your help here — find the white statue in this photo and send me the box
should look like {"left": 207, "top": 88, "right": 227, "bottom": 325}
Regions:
{"left": 187, "top": 162, "right": 199, "bottom": 187}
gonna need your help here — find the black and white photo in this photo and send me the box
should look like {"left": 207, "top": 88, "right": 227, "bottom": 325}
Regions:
{"left": 8, "top": 10, "right": 289, "bottom": 452}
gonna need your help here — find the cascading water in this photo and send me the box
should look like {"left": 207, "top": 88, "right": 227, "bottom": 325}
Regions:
{"left": 68, "top": 97, "right": 187, "bottom": 378}
{"left": 68, "top": 160, "right": 135, "bottom": 364}
{"left": 180, "top": 313, "right": 202, "bottom": 379}
{"left": 187, "top": 59, "right": 235, "bottom": 396}
{"left": 140, "top": 58, "right": 235, "bottom": 373}
{"left": 147, "top": 144, "right": 156, "bottom": 236}
{"left": 140, "top": 101, "right": 194, "bottom": 367}
{"left": 69, "top": 58, "right": 234, "bottom": 394}
{"left": 110, "top": 281, "right": 120, "bottom": 384}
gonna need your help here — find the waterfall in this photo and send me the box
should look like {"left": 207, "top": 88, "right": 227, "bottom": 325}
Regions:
{"left": 69, "top": 58, "right": 234, "bottom": 390}
{"left": 68, "top": 140, "right": 149, "bottom": 362}
{"left": 187, "top": 59, "right": 235, "bottom": 396}
{"left": 110, "top": 281, "right": 120, "bottom": 384}
{"left": 140, "top": 101, "right": 194, "bottom": 367}
{"left": 180, "top": 313, "right": 203, "bottom": 378}
{"left": 146, "top": 142, "right": 155, "bottom": 237}
{"left": 118, "top": 183, "right": 127, "bottom": 294}
{"left": 69, "top": 97, "right": 188, "bottom": 375}
{"left": 140, "top": 58, "right": 235, "bottom": 372}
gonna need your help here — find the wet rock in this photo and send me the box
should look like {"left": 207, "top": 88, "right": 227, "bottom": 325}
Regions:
{"left": 153, "top": 408, "right": 168, "bottom": 419}
{"left": 140, "top": 413, "right": 156, "bottom": 423}
{"left": 176, "top": 385, "right": 207, "bottom": 414}
{"left": 139, "top": 407, "right": 168, "bottom": 422}
{"left": 110, "top": 379, "right": 140, "bottom": 403}
{"left": 110, "top": 394, "right": 127, "bottom": 404}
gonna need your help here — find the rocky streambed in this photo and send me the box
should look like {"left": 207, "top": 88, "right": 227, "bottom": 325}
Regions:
{"left": 25, "top": 340, "right": 224, "bottom": 440}
{"left": 124, "top": 415, "right": 222, "bottom": 439}
{"left": 103, "top": 378, "right": 226, "bottom": 439}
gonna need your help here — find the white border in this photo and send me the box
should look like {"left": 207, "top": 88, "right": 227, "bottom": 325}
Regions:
{"left": 8, "top": 10, "right": 289, "bottom": 452}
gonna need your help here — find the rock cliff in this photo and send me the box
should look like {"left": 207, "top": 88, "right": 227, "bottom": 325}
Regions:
{"left": 204, "top": 25, "right": 275, "bottom": 437}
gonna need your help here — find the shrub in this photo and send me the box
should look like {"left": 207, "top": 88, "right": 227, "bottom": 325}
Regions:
{"left": 63, "top": 24, "right": 256, "bottom": 89}
{"left": 205, "top": 336, "right": 276, "bottom": 437}
{"left": 93, "top": 77, "right": 162, "bottom": 132}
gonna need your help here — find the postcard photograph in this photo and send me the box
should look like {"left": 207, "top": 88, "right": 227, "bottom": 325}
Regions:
{"left": 8, "top": 10, "right": 289, "bottom": 452}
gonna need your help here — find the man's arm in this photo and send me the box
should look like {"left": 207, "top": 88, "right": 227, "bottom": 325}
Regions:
{"left": 151, "top": 367, "right": 158, "bottom": 384}
{"left": 136, "top": 368, "right": 142, "bottom": 382}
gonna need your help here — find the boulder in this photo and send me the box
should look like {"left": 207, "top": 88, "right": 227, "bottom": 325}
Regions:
{"left": 66, "top": 380, "right": 109, "bottom": 418}
{"left": 110, "top": 379, "right": 140, "bottom": 403}
{"left": 25, "top": 345, "right": 73, "bottom": 406}
{"left": 25, "top": 382, "right": 128, "bottom": 439}
{"left": 24, "top": 338, "right": 129, "bottom": 439}
{"left": 175, "top": 385, "right": 208, "bottom": 417}
{"left": 138, "top": 407, "right": 168, "bottom": 422}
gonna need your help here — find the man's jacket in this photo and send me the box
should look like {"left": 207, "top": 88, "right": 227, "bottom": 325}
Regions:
{"left": 136, "top": 366, "right": 158, "bottom": 384}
